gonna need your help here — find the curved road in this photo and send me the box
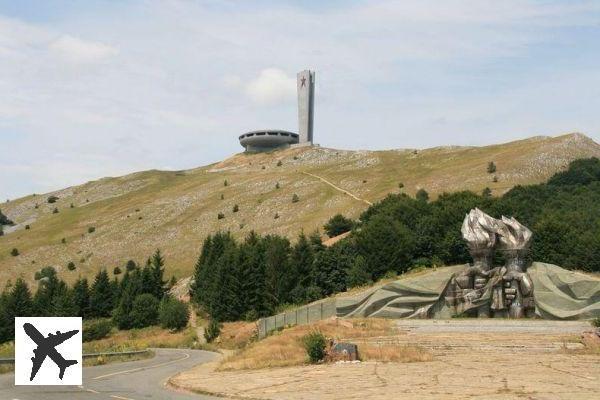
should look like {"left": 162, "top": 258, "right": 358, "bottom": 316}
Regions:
{"left": 0, "top": 348, "right": 219, "bottom": 400}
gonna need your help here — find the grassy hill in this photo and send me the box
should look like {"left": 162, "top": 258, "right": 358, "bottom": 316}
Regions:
{"left": 1, "top": 132, "right": 599, "bottom": 285}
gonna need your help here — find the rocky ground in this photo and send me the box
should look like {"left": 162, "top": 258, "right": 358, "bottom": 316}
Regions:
{"left": 170, "top": 319, "right": 600, "bottom": 400}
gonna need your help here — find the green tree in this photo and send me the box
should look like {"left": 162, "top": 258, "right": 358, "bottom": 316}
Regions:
{"left": 312, "top": 247, "right": 349, "bottom": 296}
{"left": 416, "top": 189, "right": 429, "bottom": 202}
{"left": 323, "top": 214, "right": 355, "bottom": 238}
{"left": 356, "top": 214, "right": 416, "bottom": 279}
{"left": 346, "top": 255, "right": 371, "bottom": 288}
{"left": 159, "top": 296, "right": 189, "bottom": 330}
{"left": 130, "top": 294, "right": 159, "bottom": 328}
{"left": 89, "top": 270, "right": 114, "bottom": 318}
{"left": 72, "top": 278, "right": 90, "bottom": 318}
{"left": 487, "top": 161, "right": 497, "bottom": 173}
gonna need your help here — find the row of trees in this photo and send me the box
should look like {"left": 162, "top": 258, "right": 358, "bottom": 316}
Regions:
{"left": 191, "top": 158, "right": 600, "bottom": 322}
{"left": 0, "top": 250, "right": 188, "bottom": 344}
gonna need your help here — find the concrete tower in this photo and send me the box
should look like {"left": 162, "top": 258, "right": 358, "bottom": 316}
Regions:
{"left": 297, "top": 70, "right": 315, "bottom": 144}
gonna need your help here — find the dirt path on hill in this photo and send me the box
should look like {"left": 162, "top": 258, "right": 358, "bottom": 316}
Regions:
{"left": 170, "top": 320, "right": 600, "bottom": 400}
{"left": 302, "top": 171, "right": 373, "bottom": 206}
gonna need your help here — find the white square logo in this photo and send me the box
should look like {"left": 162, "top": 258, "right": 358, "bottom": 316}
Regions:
{"left": 14, "top": 317, "right": 82, "bottom": 385}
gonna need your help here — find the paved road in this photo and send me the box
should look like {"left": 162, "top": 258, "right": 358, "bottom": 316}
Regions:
{"left": 0, "top": 348, "right": 219, "bottom": 400}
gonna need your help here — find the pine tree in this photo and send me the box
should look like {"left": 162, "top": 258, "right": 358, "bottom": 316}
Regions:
{"left": 208, "top": 244, "right": 242, "bottom": 321}
{"left": 33, "top": 267, "right": 60, "bottom": 316}
{"left": 150, "top": 249, "right": 166, "bottom": 299}
{"left": 288, "top": 233, "right": 314, "bottom": 303}
{"left": 238, "top": 232, "right": 268, "bottom": 317}
{"left": 89, "top": 270, "right": 114, "bottom": 318}
{"left": 72, "top": 278, "right": 90, "bottom": 318}
{"left": 312, "top": 247, "right": 349, "bottom": 296}
{"left": 346, "top": 255, "right": 371, "bottom": 288}
{"left": 51, "top": 283, "right": 78, "bottom": 317}
{"left": 4, "top": 279, "right": 33, "bottom": 339}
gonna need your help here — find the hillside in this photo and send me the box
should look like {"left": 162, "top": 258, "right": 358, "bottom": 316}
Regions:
{"left": 1, "top": 132, "right": 599, "bottom": 285}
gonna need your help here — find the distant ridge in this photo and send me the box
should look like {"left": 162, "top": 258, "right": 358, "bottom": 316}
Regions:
{"left": 1, "top": 133, "right": 599, "bottom": 284}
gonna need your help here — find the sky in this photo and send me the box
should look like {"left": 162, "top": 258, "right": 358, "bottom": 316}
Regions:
{"left": 1, "top": 0, "right": 600, "bottom": 200}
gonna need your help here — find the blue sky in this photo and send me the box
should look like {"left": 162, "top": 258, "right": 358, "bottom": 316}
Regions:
{"left": 1, "top": 0, "right": 600, "bottom": 199}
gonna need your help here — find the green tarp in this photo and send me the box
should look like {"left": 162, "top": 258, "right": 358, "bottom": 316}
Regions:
{"left": 335, "top": 263, "right": 600, "bottom": 320}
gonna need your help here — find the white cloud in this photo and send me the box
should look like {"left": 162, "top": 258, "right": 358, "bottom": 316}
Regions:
{"left": 244, "top": 68, "right": 296, "bottom": 105}
{"left": 48, "top": 35, "right": 118, "bottom": 63}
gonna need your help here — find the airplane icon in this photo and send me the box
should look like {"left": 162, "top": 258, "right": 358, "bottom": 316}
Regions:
{"left": 23, "top": 322, "right": 79, "bottom": 381}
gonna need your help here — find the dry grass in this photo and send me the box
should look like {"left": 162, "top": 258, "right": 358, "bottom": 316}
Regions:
{"left": 358, "top": 343, "right": 433, "bottom": 363}
{"left": 217, "top": 317, "right": 414, "bottom": 371}
{"left": 82, "top": 326, "right": 203, "bottom": 353}
{"left": 217, "top": 321, "right": 258, "bottom": 350}
{"left": 2, "top": 133, "right": 598, "bottom": 287}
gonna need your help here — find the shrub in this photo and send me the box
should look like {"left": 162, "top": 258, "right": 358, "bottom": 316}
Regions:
{"left": 159, "top": 296, "right": 189, "bottom": 331}
{"left": 274, "top": 213, "right": 279, "bottom": 219}
{"left": 88, "top": 226, "right": 96, "bottom": 233}
{"left": 52, "top": 207, "right": 59, "bottom": 214}
{"left": 302, "top": 331, "right": 327, "bottom": 363}
{"left": 47, "top": 195, "right": 59, "bottom": 204}
{"left": 125, "top": 260, "right": 137, "bottom": 271}
{"left": 415, "top": 189, "right": 429, "bottom": 202}
{"left": 398, "top": 182, "right": 404, "bottom": 189}
{"left": 220, "top": 193, "right": 224, "bottom": 200}
{"left": 61, "top": 238, "right": 66, "bottom": 244}
{"left": 217, "top": 212, "right": 225, "bottom": 220}
{"left": 25, "top": 224, "right": 30, "bottom": 230}
{"left": 493, "top": 175, "right": 498, "bottom": 183}
{"left": 292, "top": 194, "right": 299, "bottom": 203}
{"left": 275, "top": 182, "right": 280, "bottom": 189}
{"left": 204, "top": 319, "right": 221, "bottom": 343}
{"left": 83, "top": 319, "right": 112, "bottom": 342}
{"left": 277, "top": 160, "right": 283, "bottom": 167}
{"left": 70, "top": 203, "right": 75, "bottom": 208}
{"left": 130, "top": 294, "right": 159, "bottom": 328}
{"left": 233, "top": 204, "right": 239, "bottom": 213}
{"left": 113, "top": 266, "right": 122, "bottom": 275}
{"left": 482, "top": 187, "right": 492, "bottom": 198}
{"left": 67, "top": 261, "right": 76, "bottom": 271}
{"left": 224, "top": 179, "right": 228, "bottom": 187}
{"left": 487, "top": 161, "right": 497, "bottom": 174}
{"left": 11, "top": 248, "right": 19, "bottom": 257}
{"left": 591, "top": 317, "right": 600, "bottom": 328}
{"left": 323, "top": 214, "right": 355, "bottom": 237}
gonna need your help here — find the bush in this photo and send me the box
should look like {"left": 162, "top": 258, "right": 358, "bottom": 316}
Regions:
{"left": 292, "top": 194, "right": 299, "bottom": 203}
{"left": 83, "top": 319, "right": 112, "bottom": 342}
{"left": 67, "top": 261, "right": 76, "bottom": 271}
{"left": 487, "top": 161, "right": 497, "bottom": 174}
{"left": 591, "top": 317, "right": 600, "bottom": 328}
{"left": 159, "top": 296, "right": 189, "bottom": 331}
{"left": 275, "top": 182, "right": 280, "bottom": 189}
{"left": 415, "top": 189, "right": 429, "bottom": 202}
{"left": 274, "top": 213, "right": 279, "bottom": 219}
{"left": 224, "top": 179, "right": 228, "bottom": 187}
{"left": 233, "top": 204, "right": 239, "bottom": 213}
{"left": 398, "top": 182, "right": 404, "bottom": 189}
{"left": 130, "top": 294, "right": 159, "bottom": 328}
{"left": 47, "top": 195, "right": 59, "bottom": 204}
{"left": 25, "top": 224, "right": 30, "bottom": 230}
{"left": 52, "top": 207, "right": 59, "bottom": 214}
{"left": 323, "top": 214, "right": 355, "bottom": 237}
{"left": 11, "top": 248, "right": 19, "bottom": 257}
{"left": 217, "top": 212, "right": 225, "bottom": 220}
{"left": 302, "top": 331, "right": 327, "bottom": 363}
{"left": 204, "top": 319, "right": 221, "bottom": 343}
{"left": 113, "top": 266, "right": 122, "bottom": 275}
{"left": 61, "top": 238, "right": 66, "bottom": 244}
{"left": 125, "top": 260, "right": 137, "bottom": 271}
{"left": 277, "top": 160, "right": 283, "bottom": 167}
{"left": 88, "top": 226, "right": 96, "bottom": 233}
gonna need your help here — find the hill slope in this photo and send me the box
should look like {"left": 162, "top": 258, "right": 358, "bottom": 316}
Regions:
{"left": 1, "top": 133, "right": 599, "bottom": 285}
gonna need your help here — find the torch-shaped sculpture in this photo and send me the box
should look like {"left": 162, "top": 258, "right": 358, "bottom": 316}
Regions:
{"left": 494, "top": 217, "right": 534, "bottom": 318}
{"left": 460, "top": 208, "right": 498, "bottom": 317}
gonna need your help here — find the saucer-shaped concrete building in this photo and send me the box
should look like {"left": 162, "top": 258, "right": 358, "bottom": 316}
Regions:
{"left": 239, "top": 70, "right": 315, "bottom": 152}
{"left": 238, "top": 130, "right": 299, "bottom": 152}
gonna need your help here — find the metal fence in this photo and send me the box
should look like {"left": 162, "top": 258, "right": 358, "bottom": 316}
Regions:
{"left": 257, "top": 299, "right": 337, "bottom": 338}
{"left": 0, "top": 349, "right": 150, "bottom": 365}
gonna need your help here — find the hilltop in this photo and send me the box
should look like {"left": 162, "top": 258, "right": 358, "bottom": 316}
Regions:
{"left": 1, "top": 133, "right": 599, "bottom": 285}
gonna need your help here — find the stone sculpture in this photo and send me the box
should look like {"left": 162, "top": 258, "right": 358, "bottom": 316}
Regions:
{"left": 455, "top": 208, "right": 535, "bottom": 318}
